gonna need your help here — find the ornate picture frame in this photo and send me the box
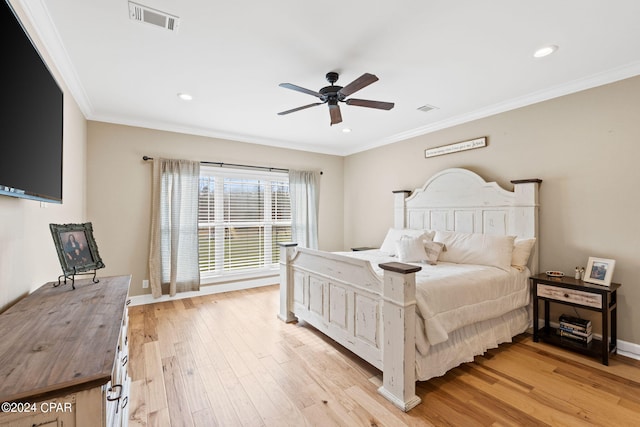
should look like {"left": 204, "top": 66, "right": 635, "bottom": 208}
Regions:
{"left": 583, "top": 256, "right": 615, "bottom": 287}
{"left": 50, "top": 222, "right": 105, "bottom": 286}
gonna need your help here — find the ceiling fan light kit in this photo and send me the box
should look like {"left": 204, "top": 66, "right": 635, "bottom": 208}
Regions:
{"left": 278, "top": 72, "right": 394, "bottom": 125}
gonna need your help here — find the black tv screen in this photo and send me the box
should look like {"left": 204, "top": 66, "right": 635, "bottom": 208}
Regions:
{"left": 1, "top": 0, "right": 63, "bottom": 204}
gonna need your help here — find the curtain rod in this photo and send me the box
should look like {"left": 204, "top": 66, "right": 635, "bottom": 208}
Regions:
{"left": 142, "top": 156, "right": 322, "bottom": 175}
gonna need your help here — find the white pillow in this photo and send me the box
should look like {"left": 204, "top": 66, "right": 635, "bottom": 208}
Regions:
{"left": 511, "top": 238, "right": 536, "bottom": 271}
{"left": 434, "top": 230, "right": 515, "bottom": 271}
{"left": 423, "top": 240, "right": 445, "bottom": 265}
{"left": 396, "top": 236, "right": 429, "bottom": 263}
{"left": 380, "top": 228, "right": 435, "bottom": 256}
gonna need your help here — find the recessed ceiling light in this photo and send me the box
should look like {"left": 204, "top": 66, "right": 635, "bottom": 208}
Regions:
{"left": 342, "top": 128, "right": 352, "bottom": 133}
{"left": 533, "top": 45, "right": 558, "bottom": 58}
{"left": 177, "top": 92, "right": 193, "bottom": 101}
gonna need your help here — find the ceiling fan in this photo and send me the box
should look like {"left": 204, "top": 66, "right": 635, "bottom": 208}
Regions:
{"left": 278, "top": 72, "right": 394, "bottom": 126}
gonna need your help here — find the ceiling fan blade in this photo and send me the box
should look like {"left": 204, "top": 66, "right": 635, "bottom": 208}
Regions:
{"left": 329, "top": 104, "right": 342, "bottom": 125}
{"left": 346, "top": 98, "right": 395, "bottom": 110}
{"left": 338, "top": 73, "right": 378, "bottom": 97}
{"left": 279, "top": 83, "right": 323, "bottom": 99}
{"left": 278, "top": 103, "right": 323, "bottom": 115}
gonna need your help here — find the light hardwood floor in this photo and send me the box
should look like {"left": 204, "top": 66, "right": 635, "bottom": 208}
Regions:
{"left": 127, "top": 285, "right": 640, "bottom": 426}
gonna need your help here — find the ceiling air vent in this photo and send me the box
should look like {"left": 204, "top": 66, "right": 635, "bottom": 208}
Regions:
{"left": 128, "top": 2, "right": 179, "bottom": 32}
{"left": 417, "top": 104, "right": 438, "bottom": 113}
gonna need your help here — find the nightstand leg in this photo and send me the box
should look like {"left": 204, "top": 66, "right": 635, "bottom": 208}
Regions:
{"left": 533, "top": 289, "right": 539, "bottom": 342}
{"left": 544, "top": 300, "right": 550, "bottom": 334}
{"left": 610, "top": 289, "right": 618, "bottom": 362}
{"left": 602, "top": 294, "right": 609, "bottom": 365}
{"left": 612, "top": 305, "right": 618, "bottom": 354}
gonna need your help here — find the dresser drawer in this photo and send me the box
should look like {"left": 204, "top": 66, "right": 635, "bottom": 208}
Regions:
{"left": 537, "top": 283, "right": 602, "bottom": 308}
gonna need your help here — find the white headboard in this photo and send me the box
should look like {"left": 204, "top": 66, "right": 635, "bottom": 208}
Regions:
{"left": 393, "top": 168, "right": 541, "bottom": 273}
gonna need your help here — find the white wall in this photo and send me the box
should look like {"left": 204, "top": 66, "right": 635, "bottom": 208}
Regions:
{"left": 86, "top": 122, "right": 344, "bottom": 297}
{"left": 344, "top": 75, "right": 640, "bottom": 345}
{"left": 0, "top": 1, "right": 87, "bottom": 311}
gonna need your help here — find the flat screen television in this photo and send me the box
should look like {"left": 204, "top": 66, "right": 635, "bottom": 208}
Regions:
{"left": 1, "top": 0, "right": 63, "bottom": 204}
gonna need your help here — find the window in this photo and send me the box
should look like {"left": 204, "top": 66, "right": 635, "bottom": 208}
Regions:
{"left": 198, "top": 166, "right": 291, "bottom": 280}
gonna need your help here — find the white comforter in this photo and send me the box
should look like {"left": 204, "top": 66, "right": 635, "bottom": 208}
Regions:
{"left": 337, "top": 250, "right": 530, "bottom": 354}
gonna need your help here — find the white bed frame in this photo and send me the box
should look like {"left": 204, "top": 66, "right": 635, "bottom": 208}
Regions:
{"left": 278, "top": 168, "right": 541, "bottom": 411}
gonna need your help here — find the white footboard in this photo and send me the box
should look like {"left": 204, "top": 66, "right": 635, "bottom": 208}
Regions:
{"left": 279, "top": 243, "right": 422, "bottom": 411}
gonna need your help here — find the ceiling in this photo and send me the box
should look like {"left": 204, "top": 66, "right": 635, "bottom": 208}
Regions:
{"left": 18, "top": 0, "right": 640, "bottom": 156}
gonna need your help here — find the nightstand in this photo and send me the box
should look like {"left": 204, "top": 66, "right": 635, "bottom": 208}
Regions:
{"left": 531, "top": 273, "right": 621, "bottom": 365}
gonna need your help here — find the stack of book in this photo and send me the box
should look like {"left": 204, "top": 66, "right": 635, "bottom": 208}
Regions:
{"left": 557, "top": 314, "right": 593, "bottom": 344}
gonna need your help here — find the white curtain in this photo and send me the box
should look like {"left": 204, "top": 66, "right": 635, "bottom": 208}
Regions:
{"left": 149, "top": 158, "right": 200, "bottom": 298}
{"left": 289, "top": 170, "right": 320, "bottom": 249}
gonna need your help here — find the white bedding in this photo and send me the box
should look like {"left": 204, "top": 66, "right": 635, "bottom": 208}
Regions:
{"left": 337, "top": 250, "right": 530, "bottom": 355}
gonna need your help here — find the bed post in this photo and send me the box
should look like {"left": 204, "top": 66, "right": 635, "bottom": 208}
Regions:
{"left": 393, "top": 190, "right": 411, "bottom": 228}
{"left": 377, "top": 262, "right": 422, "bottom": 412}
{"left": 511, "top": 179, "right": 542, "bottom": 275}
{"left": 278, "top": 242, "right": 298, "bottom": 323}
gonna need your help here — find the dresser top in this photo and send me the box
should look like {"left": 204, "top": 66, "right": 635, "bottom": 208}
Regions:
{"left": 0, "top": 275, "right": 130, "bottom": 402}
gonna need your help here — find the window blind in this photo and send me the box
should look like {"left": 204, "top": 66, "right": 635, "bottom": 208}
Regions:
{"left": 198, "top": 167, "right": 291, "bottom": 278}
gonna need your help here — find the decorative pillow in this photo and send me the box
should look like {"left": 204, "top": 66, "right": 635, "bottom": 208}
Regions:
{"left": 434, "top": 230, "right": 515, "bottom": 271}
{"left": 423, "top": 240, "right": 445, "bottom": 265}
{"left": 396, "top": 236, "right": 429, "bottom": 263}
{"left": 511, "top": 237, "right": 536, "bottom": 271}
{"left": 380, "top": 228, "right": 435, "bottom": 256}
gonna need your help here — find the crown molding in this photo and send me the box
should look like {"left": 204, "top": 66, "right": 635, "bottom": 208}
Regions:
{"left": 17, "top": 0, "right": 640, "bottom": 158}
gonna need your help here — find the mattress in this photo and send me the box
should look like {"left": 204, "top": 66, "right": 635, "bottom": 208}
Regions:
{"left": 337, "top": 250, "right": 530, "bottom": 354}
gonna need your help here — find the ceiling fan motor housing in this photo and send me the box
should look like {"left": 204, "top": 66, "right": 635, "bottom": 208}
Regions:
{"left": 320, "top": 85, "right": 343, "bottom": 103}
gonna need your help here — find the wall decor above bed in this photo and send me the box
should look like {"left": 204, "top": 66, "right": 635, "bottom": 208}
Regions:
{"left": 424, "top": 136, "right": 487, "bottom": 158}
{"left": 278, "top": 168, "right": 541, "bottom": 411}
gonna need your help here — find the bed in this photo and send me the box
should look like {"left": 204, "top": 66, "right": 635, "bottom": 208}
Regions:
{"left": 278, "top": 168, "right": 541, "bottom": 411}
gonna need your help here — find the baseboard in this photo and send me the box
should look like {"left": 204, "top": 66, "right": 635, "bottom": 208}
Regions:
{"left": 617, "top": 339, "right": 640, "bottom": 361}
{"left": 128, "top": 276, "right": 277, "bottom": 306}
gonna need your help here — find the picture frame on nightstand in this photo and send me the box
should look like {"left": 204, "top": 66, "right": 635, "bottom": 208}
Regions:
{"left": 583, "top": 257, "right": 615, "bottom": 286}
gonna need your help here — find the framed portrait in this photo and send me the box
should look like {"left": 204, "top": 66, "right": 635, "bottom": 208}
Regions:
{"left": 583, "top": 257, "right": 615, "bottom": 286}
{"left": 50, "top": 222, "right": 105, "bottom": 277}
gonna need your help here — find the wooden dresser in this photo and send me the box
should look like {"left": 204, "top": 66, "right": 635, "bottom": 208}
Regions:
{"left": 0, "top": 275, "right": 131, "bottom": 427}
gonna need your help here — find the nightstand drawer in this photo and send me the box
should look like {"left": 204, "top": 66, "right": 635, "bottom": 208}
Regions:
{"left": 537, "top": 283, "right": 602, "bottom": 308}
